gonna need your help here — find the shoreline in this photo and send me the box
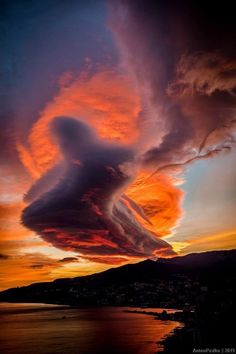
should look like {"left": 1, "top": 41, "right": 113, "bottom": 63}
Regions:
{"left": 2, "top": 302, "right": 234, "bottom": 353}
{"left": 124, "top": 308, "right": 198, "bottom": 354}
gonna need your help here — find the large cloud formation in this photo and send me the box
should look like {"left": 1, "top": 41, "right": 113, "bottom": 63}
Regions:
{"left": 21, "top": 0, "right": 236, "bottom": 263}
{"left": 22, "top": 117, "right": 174, "bottom": 260}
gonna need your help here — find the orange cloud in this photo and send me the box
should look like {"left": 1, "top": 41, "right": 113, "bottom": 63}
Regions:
{"left": 18, "top": 70, "right": 141, "bottom": 178}
{"left": 9, "top": 67, "right": 186, "bottom": 285}
{"left": 82, "top": 255, "right": 137, "bottom": 265}
{"left": 126, "top": 171, "right": 184, "bottom": 237}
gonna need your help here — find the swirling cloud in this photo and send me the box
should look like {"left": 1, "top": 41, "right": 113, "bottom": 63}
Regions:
{"left": 18, "top": 0, "right": 236, "bottom": 266}
{"left": 110, "top": 0, "right": 236, "bottom": 170}
{"left": 22, "top": 117, "right": 175, "bottom": 261}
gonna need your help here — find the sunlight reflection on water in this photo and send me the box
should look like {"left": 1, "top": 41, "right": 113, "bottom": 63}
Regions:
{"left": 0, "top": 303, "right": 182, "bottom": 354}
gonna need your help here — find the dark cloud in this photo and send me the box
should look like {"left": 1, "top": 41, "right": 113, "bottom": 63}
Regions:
{"left": 30, "top": 264, "right": 45, "bottom": 269}
{"left": 110, "top": 0, "right": 236, "bottom": 170}
{"left": 22, "top": 117, "right": 174, "bottom": 260}
{"left": 81, "top": 255, "right": 130, "bottom": 265}
{"left": 59, "top": 257, "right": 78, "bottom": 263}
{"left": 0, "top": 254, "right": 10, "bottom": 260}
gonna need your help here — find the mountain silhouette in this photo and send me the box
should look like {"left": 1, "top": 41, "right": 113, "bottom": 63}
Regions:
{"left": 0, "top": 249, "right": 235, "bottom": 308}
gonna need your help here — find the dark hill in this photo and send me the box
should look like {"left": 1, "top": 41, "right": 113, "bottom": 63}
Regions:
{"left": 0, "top": 249, "right": 235, "bottom": 308}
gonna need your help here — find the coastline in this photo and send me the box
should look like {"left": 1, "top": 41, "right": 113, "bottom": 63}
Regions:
{"left": 124, "top": 309, "right": 187, "bottom": 353}
{"left": 126, "top": 307, "right": 236, "bottom": 354}
{"left": 2, "top": 302, "right": 235, "bottom": 353}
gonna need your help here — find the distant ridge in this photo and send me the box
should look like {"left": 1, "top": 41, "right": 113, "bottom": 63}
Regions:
{"left": 0, "top": 249, "right": 235, "bottom": 308}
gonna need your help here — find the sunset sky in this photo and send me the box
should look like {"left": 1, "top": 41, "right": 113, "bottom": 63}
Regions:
{"left": 0, "top": 0, "right": 236, "bottom": 290}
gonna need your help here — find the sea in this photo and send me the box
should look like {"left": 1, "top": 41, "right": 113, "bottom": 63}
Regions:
{"left": 0, "top": 303, "right": 181, "bottom": 354}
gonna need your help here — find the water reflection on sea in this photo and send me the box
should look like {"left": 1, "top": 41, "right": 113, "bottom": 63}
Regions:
{"left": 0, "top": 303, "right": 181, "bottom": 354}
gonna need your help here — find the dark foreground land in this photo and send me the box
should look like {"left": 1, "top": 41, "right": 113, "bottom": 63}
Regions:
{"left": 127, "top": 304, "right": 236, "bottom": 353}
{"left": 1, "top": 249, "right": 236, "bottom": 353}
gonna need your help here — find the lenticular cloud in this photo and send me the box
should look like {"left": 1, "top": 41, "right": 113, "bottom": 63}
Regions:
{"left": 22, "top": 117, "right": 175, "bottom": 262}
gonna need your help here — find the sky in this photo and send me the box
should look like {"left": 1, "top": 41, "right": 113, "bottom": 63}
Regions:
{"left": 0, "top": 0, "right": 236, "bottom": 290}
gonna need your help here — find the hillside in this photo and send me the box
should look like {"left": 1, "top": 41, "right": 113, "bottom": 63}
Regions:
{"left": 0, "top": 249, "right": 235, "bottom": 308}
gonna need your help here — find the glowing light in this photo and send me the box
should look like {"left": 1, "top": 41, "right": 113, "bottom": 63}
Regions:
{"left": 126, "top": 171, "right": 184, "bottom": 237}
{"left": 18, "top": 70, "right": 141, "bottom": 178}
